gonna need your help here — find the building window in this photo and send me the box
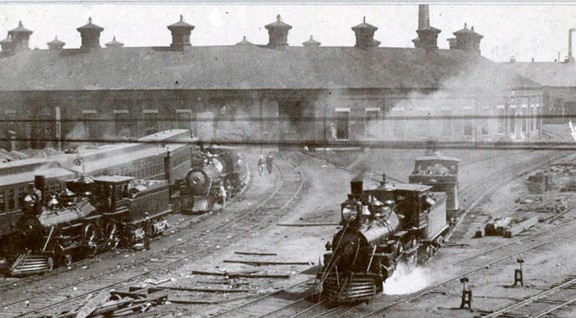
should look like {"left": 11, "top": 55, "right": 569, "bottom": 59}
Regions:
{"left": 536, "top": 106, "right": 541, "bottom": 130}
{"left": 143, "top": 110, "right": 159, "bottom": 135}
{"left": 114, "top": 110, "right": 131, "bottom": 137}
{"left": 497, "top": 107, "right": 505, "bottom": 133}
{"left": 176, "top": 109, "right": 194, "bottom": 135}
{"left": 82, "top": 110, "right": 98, "bottom": 140}
{"left": 335, "top": 109, "right": 350, "bottom": 140}
{"left": 463, "top": 120, "right": 473, "bottom": 136}
{"left": 365, "top": 108, "right": 379, "bottom": 137}
{"left": 520, "top": 110, "right": 527, "bottom": 132}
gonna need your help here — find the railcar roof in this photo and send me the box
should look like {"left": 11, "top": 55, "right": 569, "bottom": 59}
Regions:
{"left": 414, "top": 155, "right": 461, "bottom": 162}
{"left": 0, "top": 167, "right": 75, "bottom": 187}
{"left": 92, "top": 175, "right": 135, "bottom": 183}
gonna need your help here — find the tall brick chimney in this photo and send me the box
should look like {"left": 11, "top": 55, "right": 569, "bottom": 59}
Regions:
{"left": 352, "top": 17, "right": 380, "bottom": 50}
{"left": 47, "top": 36, "right": 65, "bottom": 51}
{"left": 450, "top": 23, "right": 483, "bottom": 55}
{"left": 168, "top": 15, "right": 195, "bottom": 50}
{"left": 413, "top": 5, "right": 441, "bottom": 50}
{"left": 77, "top": 18, "right": 104, "bottom": 52}
{"left": 265, "top": 15, "right": 292, "bottom": 50}
{"left": 7, "top": 21, "right": 33, "bottom": 51}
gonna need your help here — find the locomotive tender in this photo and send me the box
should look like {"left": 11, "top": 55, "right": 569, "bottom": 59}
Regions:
{"left": 317, "top": 154, "right": 459, "bottom": 305}
{"left": 0, "top": 130, "right": 248, "bottom": 276}
{"left": 9, "top": 174, "right": 172, "bottom": 276}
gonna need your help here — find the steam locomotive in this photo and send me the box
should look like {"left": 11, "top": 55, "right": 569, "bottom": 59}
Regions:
{"left": 0, "top": 130, "right": 248, "bottom": 276}
{"left": 8, "top": 174, "right": 172, "bottom": 276}
{"left": 317, "top": 154, "right": 459, "bottom": 305}
{"left": 179, "top": 145, "right": 248, "bottom": 213}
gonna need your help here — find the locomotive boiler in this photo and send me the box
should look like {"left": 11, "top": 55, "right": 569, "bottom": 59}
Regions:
{"left": 317, "top": 174, "right": 450, "bottom": 305}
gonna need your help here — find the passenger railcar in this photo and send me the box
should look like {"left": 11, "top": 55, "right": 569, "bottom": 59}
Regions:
{"left": 317, "top": 170, "right": 456, "bottom": 305}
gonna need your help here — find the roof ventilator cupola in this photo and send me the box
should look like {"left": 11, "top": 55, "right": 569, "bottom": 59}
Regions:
{"left": 168, "top": 15, "right": 195, "bottom": 51}
{"left": 265, "top": 14, "right": 292, "bottom": 50}
{"left": 351, "top": 17, "right": 380, "bottom": 50}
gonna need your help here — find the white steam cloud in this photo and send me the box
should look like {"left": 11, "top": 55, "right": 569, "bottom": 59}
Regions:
{"left": 383, "top": 263, "right": 430, "bottom": 295}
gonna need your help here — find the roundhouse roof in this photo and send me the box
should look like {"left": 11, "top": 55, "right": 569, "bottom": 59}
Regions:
{"left": 503, "top": 62, "right": 576, "bottom": 87}
{"left": 0, "top": 45, "right": 540, "bottom": 92}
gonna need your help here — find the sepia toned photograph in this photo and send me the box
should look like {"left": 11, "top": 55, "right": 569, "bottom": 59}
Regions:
{"left": 0, "top": 1, "right": 575, "bottom": 317}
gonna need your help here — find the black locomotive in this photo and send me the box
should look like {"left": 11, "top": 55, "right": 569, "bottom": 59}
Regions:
{"left": 0, "top": 131, "right": 248, "bottom": 276}
{"left": 179, "top": 146, "right": 248, "bottom": 213}
{"left": 317, "top": 154, "right": 459, "bottom": 305}
{"left": 9, "top": 174, "right": 172, "bottom": 276}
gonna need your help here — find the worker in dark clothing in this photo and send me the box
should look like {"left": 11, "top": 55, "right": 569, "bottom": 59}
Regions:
{"left": 143, "top": 212, "right": 151, "bottom": 250}
{"left": 266, "top": 153, "right": 274, "bottom": 174}
{"left": 257, "top": 155, "right": 264, "bottom": 176}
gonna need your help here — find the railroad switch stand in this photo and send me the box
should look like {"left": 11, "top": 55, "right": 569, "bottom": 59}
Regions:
{"left": 460, "top": 277, "right": 472, "bottom": 310}
{"left": 513, "top": 257, "right": 524, "bottom": 287}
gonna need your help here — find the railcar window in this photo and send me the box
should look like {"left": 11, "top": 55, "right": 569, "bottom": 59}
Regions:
{"left": 7, "top": 189, "right": 15, "bottom": 210}
{"left": 0, "top": 193, "right": 5, "bottom": 212}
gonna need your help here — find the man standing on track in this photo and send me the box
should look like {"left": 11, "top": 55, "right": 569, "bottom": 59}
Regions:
{"left": 258, "top": 154, "right": 265, "bottom": 176}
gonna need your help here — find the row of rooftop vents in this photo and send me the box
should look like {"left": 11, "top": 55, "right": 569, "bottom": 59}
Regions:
{"left": 0, "top": 5, "right": 483, "bottom": 55}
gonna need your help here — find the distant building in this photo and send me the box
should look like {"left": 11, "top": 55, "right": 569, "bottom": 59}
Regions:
{"left": 504, "top": 61, "right": 576, "bottom": 124}
{"left": 0, "top": 7, "right": 542, "bottom": 150}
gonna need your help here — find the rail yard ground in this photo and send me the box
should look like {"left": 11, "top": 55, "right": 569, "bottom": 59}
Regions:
{"left": 2, "top": 125, "right": 576, "bottom": 317}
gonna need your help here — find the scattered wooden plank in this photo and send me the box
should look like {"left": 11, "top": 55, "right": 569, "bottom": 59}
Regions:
{"left": 276, "top": 223, "right": 339, "bottom": 227}
{"left": 504, "top": 216, "right": 540, "bottom": 238}
{"left": 194, "top": 273, "right": 289, "bottom": 280}
{"left": 192, "top": 269, "right": 259, "bottom": 276}
{"left": 234, "top": 251, "right": 277, "bottom": 256}
{"left": 223, "top": 260, "right": 313, "bottom": 266}
{"left": 75, "top": 290, "right": 110, "bottom": 318}
{"left": 157, "top": 286, "right": 253, "bottom": 293}
{"left": 169, "top": 294, "right": 253, "bottom": 304}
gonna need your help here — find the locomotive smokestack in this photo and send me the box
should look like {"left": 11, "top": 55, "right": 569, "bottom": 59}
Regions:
{"left": 350, "top": 175, "right": 364, "bottom": 199}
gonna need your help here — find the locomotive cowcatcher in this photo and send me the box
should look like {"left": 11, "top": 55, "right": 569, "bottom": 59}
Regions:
{"left": 316, "top": 174, "right": 449, "bottom": 305}
{"left": 8, "top": 174, "right": 172, "bottom": 276}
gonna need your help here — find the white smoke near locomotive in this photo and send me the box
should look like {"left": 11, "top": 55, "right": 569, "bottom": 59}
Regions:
{"left": 0, "top": 130, "right": 247, "bottom": 276}
{"left": 316, "top": 151, "right": 459, "bottom": 305}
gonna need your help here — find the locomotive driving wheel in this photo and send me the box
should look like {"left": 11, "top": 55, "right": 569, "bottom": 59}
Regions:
{"left": 105, "top": 223, "right": 120, "bottom": 251}
{"left": 83, "top": 224, "right": 102, "bottom": 258}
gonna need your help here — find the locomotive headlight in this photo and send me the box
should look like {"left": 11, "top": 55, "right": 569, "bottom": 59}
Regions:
{"left": 341, "top": 204, "right": 358, "bottom": 222}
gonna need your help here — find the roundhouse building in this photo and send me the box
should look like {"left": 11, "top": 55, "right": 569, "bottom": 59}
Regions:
{"left": 0, "top": 8, "right": 542, "bottom": 150}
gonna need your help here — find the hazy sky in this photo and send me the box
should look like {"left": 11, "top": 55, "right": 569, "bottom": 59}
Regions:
{"left": 0, "top": 2, "right": 575, "bottom": 62}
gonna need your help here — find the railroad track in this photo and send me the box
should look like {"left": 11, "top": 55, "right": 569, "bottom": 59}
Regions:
{"left": 0, "top": 158, "right": 303, "bottom": 318}
{"left": 288, "top": 150, "right": 572, "bottom": 318}
{"left": 481, "top": 275, "right": 576, "bottom": 318}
